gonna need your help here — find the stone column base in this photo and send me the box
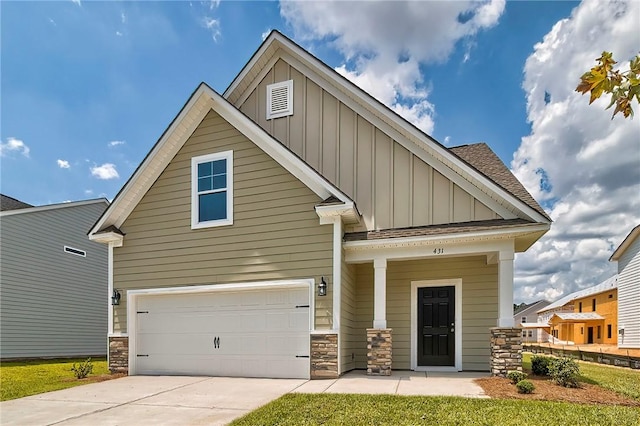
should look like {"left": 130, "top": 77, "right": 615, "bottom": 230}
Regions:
{"left": 367, "top": 328, "right": 392, "bottom": 376}
{"left": 490, "top": 327, "right": 522, "bottom": 377}
{"left": 109, "top": 336, "right": 129, "bottom": 374}
{"left": 310, "top": 332, "right": 338, "bottom": 379}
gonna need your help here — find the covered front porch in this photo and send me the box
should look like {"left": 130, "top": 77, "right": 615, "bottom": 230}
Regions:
{"left": 338, "top": 223, "right": 545, "bottom": 377}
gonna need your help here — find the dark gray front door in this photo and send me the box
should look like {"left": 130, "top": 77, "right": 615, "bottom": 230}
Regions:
{"left": 418, "top": 286, "right": 455, "bottom": 366}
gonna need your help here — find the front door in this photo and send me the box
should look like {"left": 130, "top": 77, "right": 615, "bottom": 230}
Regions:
{"left": 587, "top": 327, "right": 594, "bottom": 344}
{"left": 418, "top": 286, "right": 455, "bottom": 366}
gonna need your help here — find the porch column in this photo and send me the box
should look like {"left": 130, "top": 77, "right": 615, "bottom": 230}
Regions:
{"left": 497, "top": 249, "right": 515, "bottom": 327}
{"left": 373, "top": 258, "right": 387, "bottom": 329}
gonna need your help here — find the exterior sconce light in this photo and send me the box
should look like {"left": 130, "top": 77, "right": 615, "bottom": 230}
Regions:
{"left": 318, "top": 277, "right": 327, "bottom": 297}
{"left": 111, "top": 289, "right": 121, "bottom": 305}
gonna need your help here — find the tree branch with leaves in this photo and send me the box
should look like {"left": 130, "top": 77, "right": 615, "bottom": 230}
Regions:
{"left": 576, "top": 51, "right": 640, "bottom": 119}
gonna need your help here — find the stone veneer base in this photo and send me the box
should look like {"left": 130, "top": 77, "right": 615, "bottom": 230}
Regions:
{"left": 367, "top": 328, "right": 392, "bottom": 376}
{"left": 310, "top": 332, "right": 338, "bottom": 379}
{"left": 490, "top": 327, "right": 522, "bottom": 377}
{"left": 109, "top": 336, "right": 129, "bottom": 374}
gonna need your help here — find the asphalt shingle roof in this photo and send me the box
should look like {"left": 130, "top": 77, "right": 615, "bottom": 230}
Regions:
{"left": 450, "top": 143, "right": 550, "bottom": 220}
{"left": 0, "top": 194, "right": 33, "bottom": 211}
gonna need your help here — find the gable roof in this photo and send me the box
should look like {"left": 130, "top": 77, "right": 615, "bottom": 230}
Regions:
{"left": 514, "top": 299, "right": 551, "bottom": 316}
{"left": 225, "top": 30, "right": 551, "bottom": 225}
{"left": 0, "top": 194, "right": 32, "bottom": 211}
{"left": 551, "top": 312, "right": 604, "bottom": 322}
{"left": 89, "top": 83, "right": 355, "bottom": 238}
{"left": 610, "top": 224, "right": 640, "bottom": 261}
{"left": 538, "top": 275, "right": 618, "bottom": 314}
{"left": 450, "top": 144, "right": 548, "bottom": 219}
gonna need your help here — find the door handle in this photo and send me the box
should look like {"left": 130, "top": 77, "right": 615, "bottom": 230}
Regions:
{"left": 214, "top": 336, "right": 220, "bottom": 349}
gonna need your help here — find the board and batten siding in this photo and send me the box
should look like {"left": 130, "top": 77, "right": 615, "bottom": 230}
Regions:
{"left": 354, "top": 256, "right": 498, "bottom": 371}
{"left": 617, "top": 236, "right": 640, "bottom": 348}
{"left": 236, "top": 58, "right": 500, "bottom": 231}
{"left": 113, "top": 109, "right": 333, "bottom": 333}
{"left": 0, "top": 202, "right": 108, "bottom": 358}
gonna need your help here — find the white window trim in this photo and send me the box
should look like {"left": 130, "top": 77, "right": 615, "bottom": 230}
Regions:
{"left": 266, "top": 80, "right": 293, "bottom": 120}
{"left": 64, "top": 245, "right": 86, "bottom": 257}
{"left": 191, "top": 150, "right": 233, "bottom": 229}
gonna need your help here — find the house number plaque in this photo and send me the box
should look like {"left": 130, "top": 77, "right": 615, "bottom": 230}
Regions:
{"left": 433, "top": 248, "right": 445, "bottom": 254}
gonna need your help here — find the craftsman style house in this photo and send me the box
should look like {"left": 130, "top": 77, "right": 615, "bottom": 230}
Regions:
{"left": 89, "top": 31, "right": 550, "bottom": 379}
{"left": 610, "top": 224, "right": 640, "bottom": 349}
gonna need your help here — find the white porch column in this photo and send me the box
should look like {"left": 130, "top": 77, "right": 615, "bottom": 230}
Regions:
{"left": 373, "top": 258, "right": 387, "bottom": 329}
{"left": 497, "top": 249, "right": 515, "bottom": 327}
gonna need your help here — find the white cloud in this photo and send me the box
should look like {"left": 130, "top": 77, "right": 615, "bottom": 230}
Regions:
{"left": 121, "top": 12, "right": 126, "bottom": 24}
{"left": 1, "top": 137, "right": 30, "bottom": 157}
{"left": 57, "top": 159, "right": 70, "bottom": 169}
{"left": 280, "top": 0, "right": 505, "bottom": 134}
{"left": 116, "top": 31, "right": 123, "bottom": 37}
{"left": 90, "top": 163, "right": 119, "bottom": 180}
{"left": 512, "top": 0, "right": 640, "bottom": 303}
{"left": 108, "top": 140, "right": 125, "bottom": 147}
{"left": 261, "top": 29, "right": 271, "bottom": 41}
{"left": 71, "top": 0, "right": 81, "bottom": 6}
{"left": 84, "top": 189, "right": 94, "bottom": 195}
{"left": 49, "top": 18, "right": 56, "bottom": 26}
{"left": 202, "top": 17, "right": 221, "bottom": 42}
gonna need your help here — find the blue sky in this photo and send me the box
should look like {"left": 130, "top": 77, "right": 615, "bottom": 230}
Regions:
{"left": 2, "top": 1, "right": 639, "bottom": 302}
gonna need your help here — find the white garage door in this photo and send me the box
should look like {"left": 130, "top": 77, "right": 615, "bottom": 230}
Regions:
{"left": 133, "top": 285, "right": 311, "bottom": 379}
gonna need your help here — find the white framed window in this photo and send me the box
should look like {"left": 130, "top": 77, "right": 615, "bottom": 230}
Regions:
{"left": 266, "top": 80, "right": 293, "bottom": 120}
{"left": 64, "top": 246, "right": 86, "bottom": 257}
{"left": 191, "top": 151, "right": 233, "bottom": 229}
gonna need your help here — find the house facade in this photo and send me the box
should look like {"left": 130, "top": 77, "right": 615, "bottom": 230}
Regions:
{"left": 0, "top": 197, "right": 109, "bottom": 359}
{"left": 610, "top": 224, "right": 640, "bottom": 349}
{"left": 514, "top": 300, "right": 550, "bottom": 343}
{"left": 537, "top": 276, "right": 618, "bottom": 345}
{"left": 89, "top": 31, "right": 550, "bottom": 379}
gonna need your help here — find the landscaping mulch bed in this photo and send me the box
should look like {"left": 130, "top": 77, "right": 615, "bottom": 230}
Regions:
{"left": 476, "top": 374, "right": 640, "bottom": 407}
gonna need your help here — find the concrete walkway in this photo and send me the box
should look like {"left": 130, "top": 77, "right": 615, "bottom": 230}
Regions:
{"left": 0, "top": 371, "right": 488, "bottom": 426}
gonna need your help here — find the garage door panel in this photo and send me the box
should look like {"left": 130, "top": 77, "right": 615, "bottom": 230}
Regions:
{"left": 135, "top": 285, "right": 311, "bottom": 379}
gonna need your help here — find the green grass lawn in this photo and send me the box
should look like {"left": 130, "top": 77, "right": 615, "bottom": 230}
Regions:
{"left": 523, "top": 353, "right": 640, "bottom": 400}
{"left": 230, "top": 393, "right": 640, "bottom": 426}
{"left": 0, "top": 357, "right": 110, "bottom": 401}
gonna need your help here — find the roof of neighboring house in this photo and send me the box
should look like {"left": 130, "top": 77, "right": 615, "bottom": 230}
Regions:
{"left": 343, "top": 218, "right": 534, "bottom": 241}
{"left": 0, "top": 198, "right": 108, "bottom": 217}
{"left": 0, "top": 194, "right": 33, "bottom": 211}
{"left": 551, "top": 312, "right": 604, "bottom": 322}
{"left": 538, "top": 275, "right": 618, "bottom": 314}
{"left": 514, "top": 299, "right": 551, "bottom": 315}
{"left": 610, "top": 224, "right": 640, "bottom": 261}
{"left": 450, "top": 143, "right": 548, "bottom": 220}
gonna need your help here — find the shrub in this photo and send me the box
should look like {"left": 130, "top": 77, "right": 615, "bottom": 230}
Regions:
{"left": 531, "top": 355, "right": 552, "bottom": 376}
{"left": 549, "top": 357, "right": 580, "bottom": 388}
{"left": 506, "top": 371, "right": 528, "bottom": 385}
{"left": 516, "top": 379, "right": 535, "bottom": 394}
{"left": 71, "top": 358, "right": 94, "bottom": 379}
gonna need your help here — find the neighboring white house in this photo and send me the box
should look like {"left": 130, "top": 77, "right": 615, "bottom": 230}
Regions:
{"left": 610, "top": 224, "right": 640, "bottom": 349}
{"left": 514, "top": 300, "right": 550, "bottom": 343}
{"left": 0, "top": 196, "right": 109, "bottom": 359}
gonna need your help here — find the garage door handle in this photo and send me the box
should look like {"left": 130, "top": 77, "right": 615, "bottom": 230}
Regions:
{"left": 214, "top": 336, "right": 220, "bottom": 349}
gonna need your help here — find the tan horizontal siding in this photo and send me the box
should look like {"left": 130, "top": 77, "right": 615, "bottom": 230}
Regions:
{"left": 353, "top": 256, "right": 497, "bottom": 371}
{"left": 114, "top": 109, "right": 333, "bottom": 333}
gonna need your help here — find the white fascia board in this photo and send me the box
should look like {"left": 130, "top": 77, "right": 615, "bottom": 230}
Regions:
{"left": 231, "top": 33, "right": 548, "bottom": 224}
{"left": 610, "top": 224, "right": 640, "bottom": 261}
{"left": 0, "top": 198, "right": 108, "bottom": 217}
{"left": 344, "top": 223, "right": 549, "bottom": 263}
{"left": 89, "top": 231, "right": 124, "bottom": 246}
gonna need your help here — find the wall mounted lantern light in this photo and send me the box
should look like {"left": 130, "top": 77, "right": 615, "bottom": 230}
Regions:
{"left": 111, "top": 289, "right": 121, "bottom": 305}
{"left": 318, "top": 277, "right": 327, "bottom": 297}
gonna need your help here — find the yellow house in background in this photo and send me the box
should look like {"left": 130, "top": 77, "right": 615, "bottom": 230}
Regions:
{"left": 537, "top": 275, "right": 618, "bottom": 346}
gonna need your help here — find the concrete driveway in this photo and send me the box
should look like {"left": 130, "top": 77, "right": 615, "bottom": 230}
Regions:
{"left": 0, "top": 371, "right": 487, "bottom": 426}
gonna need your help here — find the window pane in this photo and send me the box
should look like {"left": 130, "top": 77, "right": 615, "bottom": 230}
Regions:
{"left": 212, "top": 174, "right": 226, "bottom": 190}
{"left": 199, "top": 192, "right": 227, "bottom": 222}
{"left": 198, "top": 161, "right": 212, "bottom": 178}
{"left": 198, "top": 176, "right": 212, "bottom": 192}
{"left": 212, "top": 159, "right": 226, "bottom": 175}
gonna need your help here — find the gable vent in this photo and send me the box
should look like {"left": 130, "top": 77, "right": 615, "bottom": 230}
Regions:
{"left": 266, "top": 80, "right": 293, "bottom": 120}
